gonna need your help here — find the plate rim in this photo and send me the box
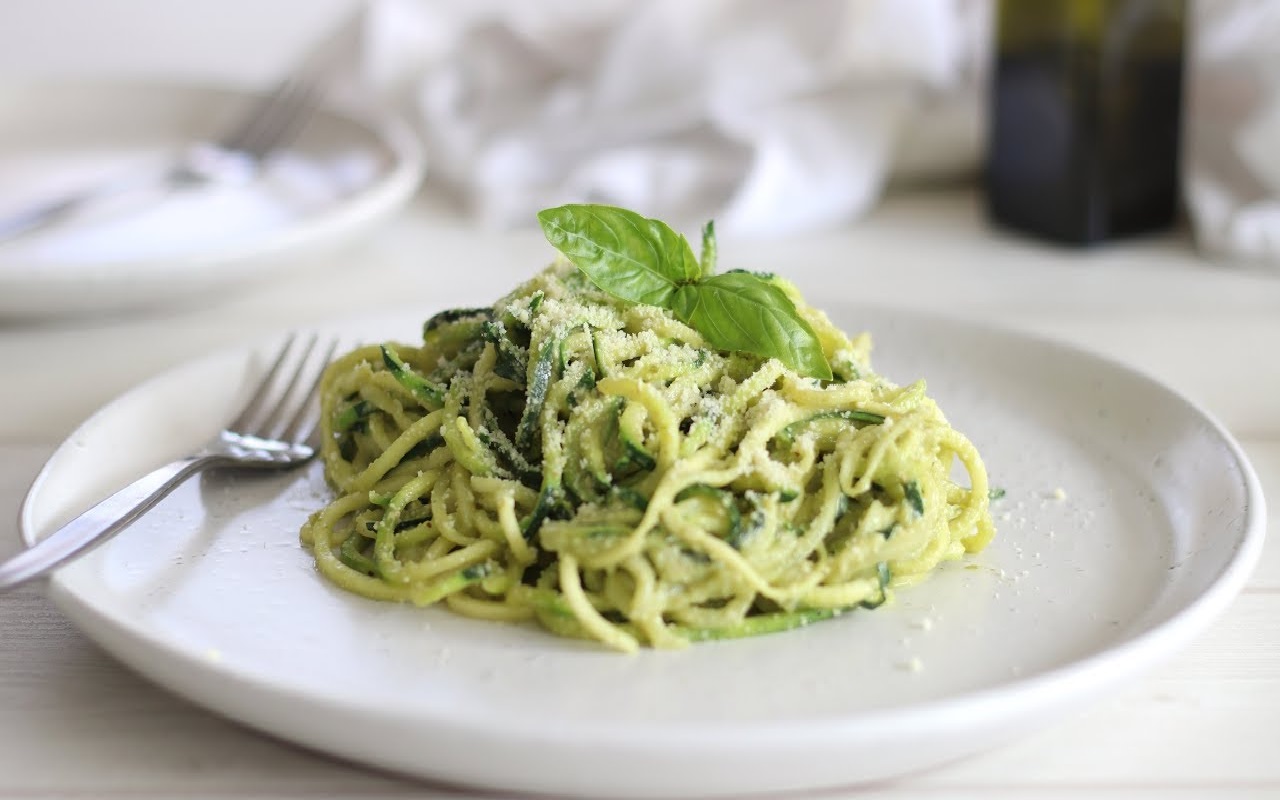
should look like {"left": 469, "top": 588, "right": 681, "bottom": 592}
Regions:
{"left": 17, "top": 304, "right": 1268, "bottom": 793}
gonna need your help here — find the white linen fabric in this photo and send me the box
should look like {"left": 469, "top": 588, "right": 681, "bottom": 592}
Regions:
{"left": 1183, "top": 0, "right": 1280, "bottom": 267}
{"left": 344, "top": 0, "right": 1280, "bottom": 263}
{"left": 349, "top": 0, "right": 988, "bottom": 236}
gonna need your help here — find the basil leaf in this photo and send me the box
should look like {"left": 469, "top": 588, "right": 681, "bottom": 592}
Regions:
{"left": 537, "top": 204, "right": 700, "bottom": 306}
{"left": 671, "top": 271, "right": 832, "bottom": 380}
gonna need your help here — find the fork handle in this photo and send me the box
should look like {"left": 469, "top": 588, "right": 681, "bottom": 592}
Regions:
{"left": 0, "top": 167, "right": 169, "bottom": 244}
{"left": 0, "top": 455, "right": 214, "bottom": 591}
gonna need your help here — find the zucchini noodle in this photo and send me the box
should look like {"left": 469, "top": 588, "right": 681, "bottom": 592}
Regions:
{"left": 301, "top": 262, "right": 995, "bottom": 652}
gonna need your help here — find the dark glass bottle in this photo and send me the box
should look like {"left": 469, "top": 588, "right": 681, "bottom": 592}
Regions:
{"left": 986, "top": 0, "right": 1186, "bottom": 245}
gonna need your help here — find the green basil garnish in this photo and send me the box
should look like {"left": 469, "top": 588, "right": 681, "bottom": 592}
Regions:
{"left": 536, "top": 204, "right": 832, "bottom": 380}
{"left": 536, "top": 204, "right": 700, "bottom": 307}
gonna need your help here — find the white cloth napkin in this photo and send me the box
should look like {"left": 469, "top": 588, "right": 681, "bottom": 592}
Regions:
{"left": 1184, "top": 0, "right": 1280, "bottom": 267}
{"left": 349, "top": 0, "right": 988, "bottom": 237}
{"left": 343, "top": 0, "right": 1280, "bottom": 263}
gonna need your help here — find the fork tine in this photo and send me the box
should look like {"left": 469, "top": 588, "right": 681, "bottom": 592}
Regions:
{"left": 248, "top": 333, "right": 321, "bottom": 440}
{"left": 216, "top": 15, "right": 348, "bottom": 161}
{"left": 256, "top": 82, "right": 322, "bottom": 158}
{"left": 228, "top": 333, "right": 299, "bottom": 433}
{"left": 280, "top": 338, "right": 340, "bottom": 446}
{"left": 256, "top": 85, "right": 321, "bottom": 158}
{"left": 226, "top": 78, "right": 321, "bottom": 160}
{"left": 217, "top": 85, "right": 282, "bottom": 155}
{"left": 218, "top": 78, "right": 306, "bottom": 153}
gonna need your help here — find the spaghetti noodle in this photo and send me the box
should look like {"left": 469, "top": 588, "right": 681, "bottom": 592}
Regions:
{"left": 301, "top": 262, "right": 994, "bottom": 652}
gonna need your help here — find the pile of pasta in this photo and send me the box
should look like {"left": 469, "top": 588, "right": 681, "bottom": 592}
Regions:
{"left": 301, "top": 263, "right": 994, "bottom": 652}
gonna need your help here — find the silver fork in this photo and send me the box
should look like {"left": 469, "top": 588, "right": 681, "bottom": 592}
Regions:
{"left": 0, "top": 334, "right": 336, "bottom": 591}
{"left": 0, "top": 55, "right": 333, "bottom": 243}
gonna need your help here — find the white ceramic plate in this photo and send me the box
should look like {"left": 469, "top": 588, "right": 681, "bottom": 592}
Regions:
{"left": 20, "top": 307, "right": 1265, "bottom": 798}
{"left": 0, "top": 81, "right": 423, "bottom": 319}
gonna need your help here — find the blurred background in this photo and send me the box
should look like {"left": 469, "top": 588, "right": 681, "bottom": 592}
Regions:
{"left": 0, "top": 0, "right": 989, "bottom": 241}
{"left": 0, "top": 0, "right": 1277, "bottom": 322}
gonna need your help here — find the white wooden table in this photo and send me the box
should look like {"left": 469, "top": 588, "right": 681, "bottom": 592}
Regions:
{"left": 1, "top": 190, "right": 1277, "bottom": 799}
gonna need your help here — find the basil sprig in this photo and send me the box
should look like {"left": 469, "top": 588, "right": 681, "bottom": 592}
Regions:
{"left": 537, "top": 204, "right": 832, "bottom": 380}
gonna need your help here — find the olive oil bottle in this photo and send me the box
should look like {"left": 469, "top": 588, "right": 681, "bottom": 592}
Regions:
{"left": 986, "top": 0, "right": 1186, "bottom": 244}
